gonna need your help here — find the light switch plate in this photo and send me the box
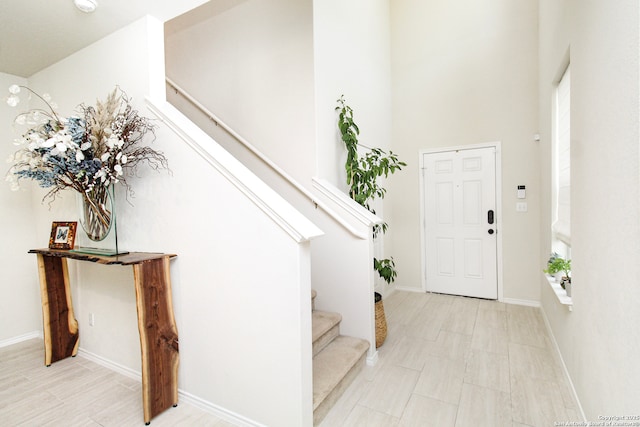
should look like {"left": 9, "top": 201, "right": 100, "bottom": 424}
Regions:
{"left": 516, "top": 202, "right": 528, "bottom": 212}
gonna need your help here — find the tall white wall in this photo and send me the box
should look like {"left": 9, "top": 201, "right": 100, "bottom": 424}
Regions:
{"left": 313, "top": 0, "right": 396, "bottom": 295}
{"left": 313, "top": 0, "right": 393, "bottom": 190}
{"left": 0, "top": 72, "right": 41, "bottom": 344}
{"left": 539, "top": 0, "right": 640, "bottom": 417}
{"left": 165, "top": 0, "right": 316, "bottom": 187}
{"left": 13, "top": 16, "right": 315, "bottom": 426}
{"left": 388, "top": 0, "right": 540, "bottom": 302}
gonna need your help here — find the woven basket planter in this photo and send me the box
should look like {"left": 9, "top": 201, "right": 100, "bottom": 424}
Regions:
{"left": 374, "top": 292, "right": 387, "bottom": 348}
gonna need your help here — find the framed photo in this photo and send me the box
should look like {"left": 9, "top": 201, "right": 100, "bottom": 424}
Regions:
{"left": 49, "top": 222, "right": 77, "bottom": 250}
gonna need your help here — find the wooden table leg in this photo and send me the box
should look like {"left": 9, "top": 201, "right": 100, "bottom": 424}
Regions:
{"left": 36, "top": 254, "right": 79, "bottom": 366}
{"left": 133, "top": 256, "right": 179, "bottom": 424}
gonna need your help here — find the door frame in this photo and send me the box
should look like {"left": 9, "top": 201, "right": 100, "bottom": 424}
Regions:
{"left": 419, "top": 142, "right": 504, "bottom": 301}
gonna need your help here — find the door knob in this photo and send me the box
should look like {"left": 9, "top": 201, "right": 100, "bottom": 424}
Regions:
{"left": 488, "top": 229, "right": 495, "bottom": 235}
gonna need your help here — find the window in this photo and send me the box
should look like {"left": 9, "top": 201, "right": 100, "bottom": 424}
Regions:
{"left": 552, "top": 65, "right": 571, "bottom": 255}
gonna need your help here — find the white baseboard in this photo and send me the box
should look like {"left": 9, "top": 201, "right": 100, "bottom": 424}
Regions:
{"left": 502, "top": 297, "right": 540, "bottom": 307}
{"left": 77, "top": 347, "right": 141, "bottom": 381}
{"left": 78, "top": 347, "right": 263, "bottom": 426}
{"left": 393, "top": 285, "right": 425, "bottom": 294}
{"left": 0, "top": 331, "right": 41, "bottom": 348}
{"left": 179, "top": 390, "right": 266, "bottom": 427}
{"left": 539, "top": 308, "right": 587, "bottom": 421}
{"left": 392, "top": 288, "right": 540, "bottom": 307}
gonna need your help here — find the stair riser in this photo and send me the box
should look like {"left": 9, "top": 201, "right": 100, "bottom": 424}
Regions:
{"left": 313, "top": 352, "right": 367, "bottom": 425}
{"left": 312, "top": 323, "right": 340, "bottom": 357}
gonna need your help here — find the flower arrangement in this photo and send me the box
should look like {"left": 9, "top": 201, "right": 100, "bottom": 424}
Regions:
{"left": 5, "top": 85, "right": 168, "bottom": 240}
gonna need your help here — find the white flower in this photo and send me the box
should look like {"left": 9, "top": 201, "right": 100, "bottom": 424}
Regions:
{"left": 114, "top": 164, "right": 123, "bottom": 176}
{"left": 121, "top": 154, "right": 128, "bottom": 164}
{"left": 26, "top": 135, "right": 43, "bottom": 149}
{"left": 57, "top": 132, "right": 73, "bottom": 146}
{"left": 6, "top": 95, "right": 19, "bottom": 107}
{"left": 15, "top": 115, "right": 26, "bottom": 125}
{"left": 76, "top": 151, "right": 85, "bottom": 162}
{"left": 8, "top": 85, "right": 20, "bottom": 94}
{"left": 106, "top": 134, "right": 120, "bottom": 149}
{"left": 101, "top": 153, "right": 110, "bottom": 162}
{"left": 43, "top": 137, "right": 57, "bottom": 148}
{"left": 30, "top": 111, "right": 42, "bottom": 124}
{"left": 80, "top": 142, "right": 92, "bottom": 151}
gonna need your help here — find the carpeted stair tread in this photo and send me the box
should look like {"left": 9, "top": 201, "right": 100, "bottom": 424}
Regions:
{"left": 312, "top": 311, "right": 342, "bottom": 356}
{"left": 312, "top": 335, "right": 369, "bottom": 412}
{"left": 312, "top": 311, "right": 341, "bottom": 342}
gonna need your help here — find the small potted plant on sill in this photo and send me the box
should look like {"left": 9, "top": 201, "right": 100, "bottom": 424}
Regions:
{"left": 544, "top": 253, "right": 572, "bottom": 296}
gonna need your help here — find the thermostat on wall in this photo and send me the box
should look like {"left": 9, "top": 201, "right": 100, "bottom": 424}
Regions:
{"left": 517, "top": 185, "right": 526, "bottom": 199}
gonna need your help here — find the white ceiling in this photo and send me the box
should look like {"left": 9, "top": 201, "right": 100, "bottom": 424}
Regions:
{"left": 0, "top": 0, "right": 212, "bottom": 78}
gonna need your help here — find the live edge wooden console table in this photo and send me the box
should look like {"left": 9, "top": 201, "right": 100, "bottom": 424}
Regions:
{"left": 29, "top": 249, "right": 179, "bottom": 425}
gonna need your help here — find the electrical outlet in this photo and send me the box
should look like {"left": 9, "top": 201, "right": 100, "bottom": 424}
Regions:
{"left": 89, "top": 313, "right": 95, "bottom": 326}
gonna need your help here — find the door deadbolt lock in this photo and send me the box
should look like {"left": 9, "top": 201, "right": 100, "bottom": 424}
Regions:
{"left": 488, "top": 229, "right": 495, "bottom": 235}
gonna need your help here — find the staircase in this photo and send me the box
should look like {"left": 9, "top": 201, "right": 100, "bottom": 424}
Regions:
{"left": 311, "top": 290, "right": 369, "bottom": 425}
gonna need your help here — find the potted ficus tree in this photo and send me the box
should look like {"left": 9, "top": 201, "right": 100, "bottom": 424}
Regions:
{"left": 336, "top": 95, "right": 406, "bottom": 347}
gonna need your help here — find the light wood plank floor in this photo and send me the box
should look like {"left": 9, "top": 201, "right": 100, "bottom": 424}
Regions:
{"left": 0, "top": 340, "right": 235, "bottom": 426}
{"left": 320, "top": 291, "right": 582, "bottom": 427}
{"left": 1, "top": 291, "right": 581, "bottom": 426}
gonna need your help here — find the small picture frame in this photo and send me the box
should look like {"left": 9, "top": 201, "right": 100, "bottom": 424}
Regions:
{"left": 49, "top": 222, "right": 77, "bottom": 250}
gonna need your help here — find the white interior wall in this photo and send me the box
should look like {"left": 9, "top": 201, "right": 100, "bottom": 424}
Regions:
{"left": 539, "top": 0, "right": 640, "bottom": 417}
{"left": 313, "top": 0, "right": 395, "bottom": 295}
{"left": 388, "top": 0, "right": 540, "bottom": 302}
{"left": 164, "top": 0, "right": 316, "bottom": 187}
{"left": 15, "top": 16, "right": 314, "bottom": 426}
{"left": 313, "top": 0, "right": 393, "bottom": 191}
{"left": 0, "top": 72, "right": 41, "bottom": 344}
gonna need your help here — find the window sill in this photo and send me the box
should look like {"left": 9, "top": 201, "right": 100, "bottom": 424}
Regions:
{"left": 544, "top": 274, "right": 573, "bottom": 311}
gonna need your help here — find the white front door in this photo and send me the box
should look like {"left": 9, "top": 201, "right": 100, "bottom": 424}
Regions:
{"left": 422, "top": 147, "right": 498, "bottom": 299}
